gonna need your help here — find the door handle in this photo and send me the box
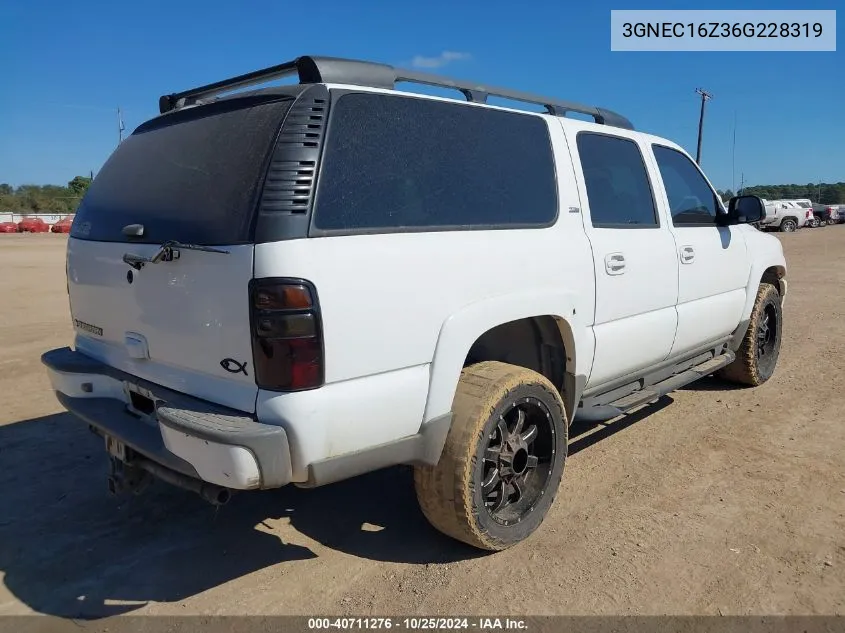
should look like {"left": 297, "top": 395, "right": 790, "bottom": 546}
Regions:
{"left": 605, "top": 253, "right": 626, "bottom": 275}
{"left": 680, "top": 246, "right": 695, "bottom": 264}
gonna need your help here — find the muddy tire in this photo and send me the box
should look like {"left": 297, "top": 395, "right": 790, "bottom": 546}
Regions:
{"left": 414, "top": 361, "right": 568, "bottom": 551}
{"left": 716, "top": 283, "right": 782, "bottom": 386}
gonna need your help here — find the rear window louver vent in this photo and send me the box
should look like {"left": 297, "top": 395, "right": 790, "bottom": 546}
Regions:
{"left": 258, "top": 88, "right": 329, "bottom": 216}
{"left": 260, "top": 160, "right": 317, "bottom": 214}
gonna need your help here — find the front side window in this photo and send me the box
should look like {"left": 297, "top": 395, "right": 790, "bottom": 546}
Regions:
{"left": 576, "top": 132, "right": 658, "bottom": 228}
{"left": 652, "top": 145, "right": 721, "bottom": 226}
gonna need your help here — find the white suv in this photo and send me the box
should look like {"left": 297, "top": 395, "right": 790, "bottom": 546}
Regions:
{"left": 43, "top": 55, "right": 788, "bottom": 551}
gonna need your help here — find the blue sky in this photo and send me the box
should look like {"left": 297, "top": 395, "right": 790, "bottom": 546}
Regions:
{"left": 1, "top": 0, "right": 842, "bottom": 191}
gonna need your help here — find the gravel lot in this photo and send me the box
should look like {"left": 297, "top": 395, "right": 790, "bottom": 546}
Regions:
{"left": 1, "top": 230, "right": 843, "bottom": 619}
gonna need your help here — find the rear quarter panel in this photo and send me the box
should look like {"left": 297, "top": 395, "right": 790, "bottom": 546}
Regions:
{"left": 252, "top": 114, "right": 597, "bottom": 478}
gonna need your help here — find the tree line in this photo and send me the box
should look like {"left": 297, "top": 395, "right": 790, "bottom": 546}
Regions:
{"left": 2, "top": 177, "right": 843, "bottom": 213}
{"left": 0, "top": 177, "right": 92, "bottom": 214}
{"left": 717, "top": 182, "right": 845, "bottom": 205}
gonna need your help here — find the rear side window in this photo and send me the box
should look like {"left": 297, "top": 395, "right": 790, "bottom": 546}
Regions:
{"left": 652, "top": 145, "right": 721, "bottom": 226}
{"left": 311, "top": 93, "right": 557, "bottom": 233}
{"left": 71, "top": 96, "right": 292, "bottom": 245}
{"left": 576, "top": 132, "right": 658, "bottom": 228}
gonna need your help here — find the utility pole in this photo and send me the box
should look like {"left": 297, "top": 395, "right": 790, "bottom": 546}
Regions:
{"left": 117, "top": 106, "right": 125, "bottom": 146}
{"left": 731, "top": 110, "right": 737, "bottom": 193}
{"left": 695, "top": 88, "right": 713, "bottom": 165}
{"left": 739, "top": 172, "right": 745, "bottom": 195}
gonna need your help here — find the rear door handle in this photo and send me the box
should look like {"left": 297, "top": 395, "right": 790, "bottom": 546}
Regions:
{"left": 605, "top": 253, "right": 626, "bottom": 275}
{"left": 680, "top": 246, "right": 695, "bottom": 264}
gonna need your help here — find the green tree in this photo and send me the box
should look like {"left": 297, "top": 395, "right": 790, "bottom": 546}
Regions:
{"left": 67, "top": 176, "right": 92, "bottom": 198}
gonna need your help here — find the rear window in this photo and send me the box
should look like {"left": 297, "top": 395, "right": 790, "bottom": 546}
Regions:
{"left": 311, "top": 92, "right": 558, "bottom": 233}
{"left": 71, "top": 96, "right": 292, "bottom": 245}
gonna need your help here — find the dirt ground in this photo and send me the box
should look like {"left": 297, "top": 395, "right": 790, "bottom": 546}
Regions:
{"left": 0, "top": 229, "right": 844, "bottom": 619}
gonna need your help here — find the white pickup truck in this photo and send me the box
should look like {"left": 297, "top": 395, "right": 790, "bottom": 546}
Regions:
{"left": 42, "top": 55, "right": 788, "bottom": 551}
{"left": 761, "top": 199, "right": 815, "bottom": 232}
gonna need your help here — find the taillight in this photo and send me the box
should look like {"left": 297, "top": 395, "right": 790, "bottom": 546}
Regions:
{"left": 806, "top": 211, "right": 811, "bottom": 219}
{"left": 249, "top": 279, "right": 324, "bottom": 391}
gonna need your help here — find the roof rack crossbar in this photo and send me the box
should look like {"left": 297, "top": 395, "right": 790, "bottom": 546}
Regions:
{"left": 158, "top": 55, "right": 634, "bottom": 130}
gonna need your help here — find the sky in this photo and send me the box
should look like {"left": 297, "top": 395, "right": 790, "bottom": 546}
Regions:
{"left": 0, "top": 0, "right": 842, "bottom": 192}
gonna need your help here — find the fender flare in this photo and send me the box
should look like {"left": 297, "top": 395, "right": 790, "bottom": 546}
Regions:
{"left": 740, "top": 258, "right": 787, "bottom": 322}
{"left": 730, "top": 256, "right": 787, "bottom": 350}
{"left": 421, "top": 289, "right": 589, "bottom": 425}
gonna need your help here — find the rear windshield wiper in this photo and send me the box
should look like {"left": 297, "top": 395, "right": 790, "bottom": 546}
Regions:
{"left": 122, "top": 240, "right": 230, "bottom": 270}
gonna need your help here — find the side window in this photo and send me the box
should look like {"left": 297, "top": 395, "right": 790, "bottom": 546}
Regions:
{"left": 576, "top": 132, "right": 658, "bottom": 227}
{"left": 652, "top": 145, "right": 721, "bottom": 226}
{"left": 312, "top": 93, "right": 558, "bottom": 232}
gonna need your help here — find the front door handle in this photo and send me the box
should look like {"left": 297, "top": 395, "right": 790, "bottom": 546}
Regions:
{"left": 680, "top": 246, "right": 695, "bottom": 264}
{"left": 605, "top": 253, "right": 626, "bottom": 275}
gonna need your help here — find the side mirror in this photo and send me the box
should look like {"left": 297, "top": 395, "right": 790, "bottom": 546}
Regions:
{"left": 728, "top": 195, "right": 766, "bottom": 224}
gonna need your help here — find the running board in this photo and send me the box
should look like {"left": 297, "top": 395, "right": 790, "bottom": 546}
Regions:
{"left": 582, "top": 351, "right": 736, "bottom": 419}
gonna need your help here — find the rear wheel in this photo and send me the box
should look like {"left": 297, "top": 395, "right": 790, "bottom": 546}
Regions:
{"left": 716, "top": 283, "right": 782, "bottom": 386}
{"left": 780, "top": 219, "right": 797, "bottom": 232}
{"left": 414, "top": 361, "right": 568, "bottom": 551}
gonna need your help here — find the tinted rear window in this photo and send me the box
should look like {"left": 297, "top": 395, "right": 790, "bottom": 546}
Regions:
{"left": 311, "top": 93, "right": 557, "bottom": 233}
{"left": 71, "top": 96, "right": 292, "bottom": 245}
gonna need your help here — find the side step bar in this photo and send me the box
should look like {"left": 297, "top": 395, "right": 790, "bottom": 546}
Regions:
{"left": 580, "top": 351, "right": 736, "bottom": 421}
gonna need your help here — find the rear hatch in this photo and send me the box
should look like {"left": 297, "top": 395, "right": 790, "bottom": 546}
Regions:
{"left": 67, "top": 95, "right": 293, "bottom": 413}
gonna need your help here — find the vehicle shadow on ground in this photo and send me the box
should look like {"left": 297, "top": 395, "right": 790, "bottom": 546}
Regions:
{"left": 0, "top": 399, "right": 669, "bottom": 619}
{"left": 0, "top": 412, "right": 478, "bottom": 619}
{"left": 568, "top": 396, "right": 674, "bottom": 455}
{"left": 677, "top": 376, "right": 751, "bottom": 392}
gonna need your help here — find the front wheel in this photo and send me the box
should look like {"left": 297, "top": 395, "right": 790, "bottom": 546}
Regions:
{"left": 780, "top": 219, "right": 797, "bottom": 232}
{"left": 716, "top": 283, "right": 783, "bottom": 386}
{"left": 414, "top": 361, "right": 568, "bottom": 551}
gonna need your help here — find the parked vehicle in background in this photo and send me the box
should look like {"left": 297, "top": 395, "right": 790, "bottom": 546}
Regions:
{"left": 816, "top": 204, "right": 843, "bottom": 224}
{"left": 51, "top": 216, "right": 74, "bottom": 233}
{"left": 807, "top": 203, "right": 832, "bottom": 227}
{"left": 0, "top": 222, "right": 18, "bottom": 233}
{"left": 790, "top": 200, "right": 817, "bottom": 227}
{"left": 761, "top": 200, "right": 812, "bottom": 232}
{"left": 17, "top": 217, "right": 50, "bottom": 233}
{"left": 42, "top": 54, "right": 788, "bottom": 551}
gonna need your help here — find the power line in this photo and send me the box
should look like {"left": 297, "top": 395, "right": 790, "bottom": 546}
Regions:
{"left": 695, "top": 88, "right": 713, "bottom": 165}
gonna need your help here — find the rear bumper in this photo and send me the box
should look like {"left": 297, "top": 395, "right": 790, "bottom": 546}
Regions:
{"left": 41, "top": 347, "right": 292, "bottom": 490}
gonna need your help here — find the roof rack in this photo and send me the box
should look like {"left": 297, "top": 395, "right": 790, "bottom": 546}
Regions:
{"left": 158, "top": 55, "right": 634, "bottom": 130}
